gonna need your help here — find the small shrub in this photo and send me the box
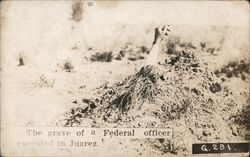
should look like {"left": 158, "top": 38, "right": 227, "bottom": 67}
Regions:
{"left": 215, "top": 60, "right": 250, "bottom": 81}
{"left": 63, "top": 61, "right": 74, "bottom": 72}
{"left": 72, "top": 1, "right": 83, "bottom": 22}
{"left": 18, "top": 56, "right": 25, "bottom": 66}
{"left": 90, "top": 52, "right": 113, "bottom": 62}
{"left": 33, "top": 74, "right": 55, "bottom": 88}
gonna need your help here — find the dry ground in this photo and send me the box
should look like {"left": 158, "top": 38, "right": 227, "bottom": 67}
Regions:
{"left": 0, "top": 1, "right": 249, "bottom": 156}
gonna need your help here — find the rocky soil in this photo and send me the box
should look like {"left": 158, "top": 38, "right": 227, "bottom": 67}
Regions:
{"left": 58, "top": 50, "right": 248, "bottom": 155}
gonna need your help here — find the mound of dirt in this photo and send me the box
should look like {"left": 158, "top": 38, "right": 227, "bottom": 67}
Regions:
{"left": 230, "top": 101, "right": 250, "bottom": 141}
{"left": 59, "top": 50, "right": 245, "bottom": 155}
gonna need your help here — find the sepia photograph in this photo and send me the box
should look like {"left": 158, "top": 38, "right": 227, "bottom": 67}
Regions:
{"left": 0, "top": 1, "right": 249, "bottom": 156}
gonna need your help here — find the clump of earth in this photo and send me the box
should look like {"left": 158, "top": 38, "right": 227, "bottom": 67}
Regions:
{"left": 58, "top": 50, "right": 247, "bottom": 155}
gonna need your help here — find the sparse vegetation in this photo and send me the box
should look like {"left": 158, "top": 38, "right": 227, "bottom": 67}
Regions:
{"left": 103, "top": 43, "right": 149, "bottom": 61}
{"left": 18, "top": 56, "right": 24, "bottom": 66}
{"left": 214, "top": 60, "right": 250, "bottom": 81}
{"left": 4, "top": 2, "right": 249, "bottom": 156}
{"left": 72, "top": 1, "right": 83, "bottom": 22}
{"left": 111, "top": 66, "right": 161, "bottom": 112}
{"left": 90, "top": 52, "right": 113, "bottom": 62}
{"left": 165, "top": 36, "right": 196, "bottom": 55}
{"left": 154, "top": 139, "right": 186, "bottom": 154}
{"left": 63, "top": 60, "right": 74, "bottom": 72}
{"left": 18, "top": 54, "right": 25, "bottom": 66}
{"left": 33, "top": 75, "right": 55, "bottom": 88}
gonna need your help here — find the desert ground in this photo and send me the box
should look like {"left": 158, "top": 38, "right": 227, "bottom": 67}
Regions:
{"left": 1, "top": 1, "right": 249, "bottom": 156}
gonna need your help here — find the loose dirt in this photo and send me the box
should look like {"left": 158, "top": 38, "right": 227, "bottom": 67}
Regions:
{"left": 58, "top": 50, "right": 247, "bottom": 155}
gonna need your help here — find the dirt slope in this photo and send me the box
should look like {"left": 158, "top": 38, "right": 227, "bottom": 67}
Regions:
{"left": 59, "top": 51, "right": 247, "bottom": 155}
